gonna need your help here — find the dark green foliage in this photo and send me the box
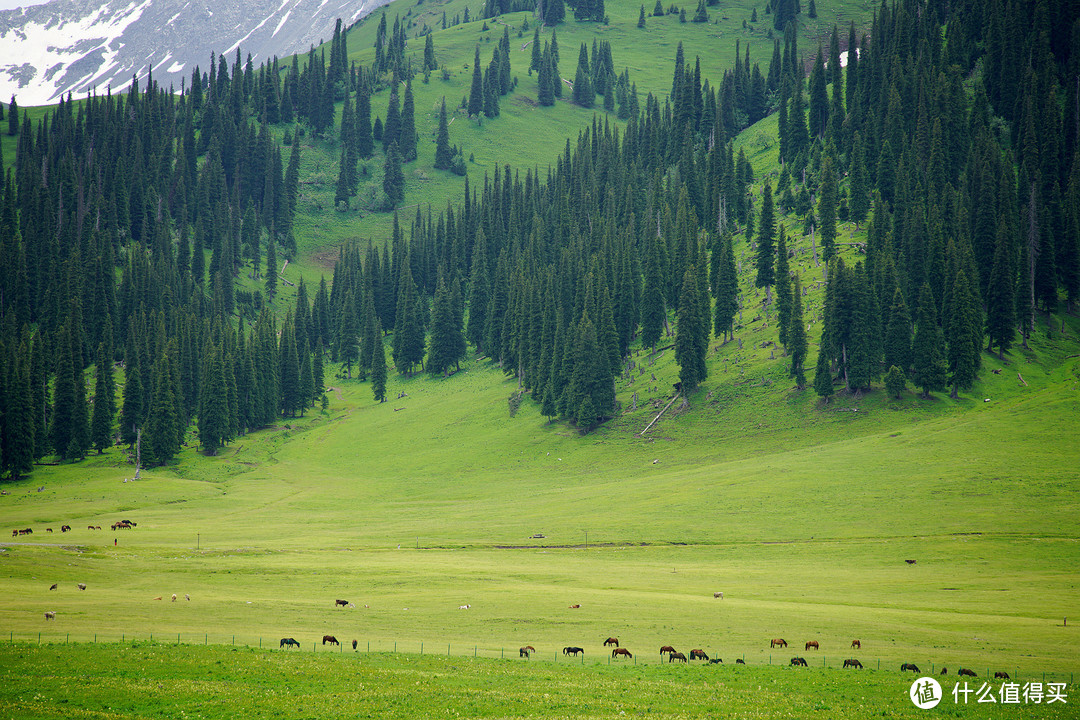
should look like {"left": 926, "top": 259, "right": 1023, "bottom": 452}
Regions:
{"left": 883, "top": 288, "right": 912, "bottom": 376}
{"left": 399, "top": 79, "right": 417, "bottom": 162}
{"left": 145, "top": 353, "right": 180, "bottom": 466}
{"left": 692, "top": 0, "right": 708, "bottom": 22}
{"left": 640, "top": 234, "right": 666, "bottom": 351}
{"left": 90, "top": 344, "right": 115, "bottom": 453}
{"left": 469, "top": 47, "right": 484, "bottom": 117}
{"left": 383, "top": 142, "right": 405, "bottom": 208}
{"left": 371, "top": 319, "right": 387, "bottom": 402}
{"left": 947, "top": 270, "right": 980, "bottom": 398}
{"left": 428, "top": 278, "right": 466, "bottom": 376}
{"left": 434, "top": 98, "right": 453, "bottom": 170}
{"left": 755, "top": 183, "right": 776, "bottom": 295}
{"left": 544, "top": 0, "right": 565, "bottom": 25}
{"left": 813, "top": 340, "right": 833, "bottom": 401}
{"left": 675, "top": 267, "right": 708, "bottom": 393}
{"left": 884, "top": 365, "right": 906, "bottom": 399}
{"left": 911, "top": 283, "right": 947, "bottom": 398}
{"left": 985, "top": 224, "right": 1016, "bottom": 359}
{"left": 198, "top": 345, "right": 229, "bottom": 455}
{"left": 638, "top": 5, "right": 646, "bottom": 26}
{"left": 788, "top": 273, "right": 807, "bottom": 389}
{"left": 775, "top": 226, "right": 792, "bottom": 349}
{"left": 818, "top": 154, "right": 837, "bottom": 262}
{"left": 713, "top": 233, "right": 738, "bottom": 341}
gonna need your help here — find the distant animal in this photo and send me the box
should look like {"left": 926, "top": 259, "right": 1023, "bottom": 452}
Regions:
{"left": 603, "top": 637, "right": 619, "bottom": 647}
{"left": 352, "top": 640, "right": 358, "bottom": 650}
{"left": 49, "top": 583, "right": 57, "bottom": 590}
{"left": 78, "top": 583, "right": 86, "bottom": 591}
{"left": 770, "top": 638, "right": 788, "bottom": 648}
{"left": 713, "top": 591, "right": 724, "bottom": 599}
{"left": 668, "top": 651, "right": 687, "bottom": 663}
{"left": 940, "top": 667, "right": 948, "bottom": 676}
{"left": 805, "top": 641, "right": 819, "bottom": 651}
{"left": 459, "top": 604, "right": 471, "bottom": 609}
{"left": 689, "top": 649, "right": 709, "bottom": 661}
{"left": 995, "top": 671, "right": 1010, "bottom": 680}
{"left": 44, "top": 611, "right": 55, "bottom": 620}
{"left": 185, "top": 594, "right": 190, "bottom": 601}
{"left": 843, "top": 658, "right": 863, "bottom": 669}
{"left": 901, "top": 663, "right": 920, "bottom": 673}
{"left": 905, "top": 559, "right": 917, "bottom": 565}
{"left": 322, "top": 635, "right": 339, "bottom": 646}
{"left": 790, "top": 657, "right": 807, "bottom": 667}
{"left": 569, "top": 604, "right": 581, "bottom": 609}
{"left": 88, "top": 526, "right": 96, "bottom": 530}
{"left": 61, "top": 525, "right": 70, "bottom": 532}
{"left": 612, "top": 648, "right": 632, "bottom": 659}
{"left": 171, "top": 594, "right": 177, "bottom": 601}
{"left": 851, "top": 640, "right": 861, "bottom": 649}
{"left": 11, "top": 530, "right": 16, "bottom": 537}
{"left": 958, "top": 668, "right": 977, "bottom": 677}
{"left": 519, "top": 645, "right": 535, "bottom": 658}
{"left": 735, "top": 659, "right": 745, "bottom": 664}
{"left": 153, "top": 596, "right": 162, "bottom": 600}
{"left": 46, "top": 528, "right": 53, "bottom": 533}
{"left": 709, "top": 658, "right": 723, "bottom": 664}
{"left": 660, "top": 645, "right": 677, "bottom": 657}
{"left": 335, "top": 599, "right": 349, "bottom": 607}
{"left": 563, "top": 646, "right": 584, "bottom": 656}
{"left": 279, "top": 638, "right": 300, "bottom": 649}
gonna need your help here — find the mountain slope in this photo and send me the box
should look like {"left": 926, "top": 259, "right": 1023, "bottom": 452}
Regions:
{"left": 0, "top": 0, "right": 392, "bottom": 106}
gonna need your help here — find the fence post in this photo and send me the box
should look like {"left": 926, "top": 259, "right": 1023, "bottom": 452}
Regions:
{"left": 447, "top": 643, "right": 450, "bottom": 656}
{"left": 501, "top": 648, "right": 503, "bottom": 659}
{"left": 150, "top": 633, "right": 153, "bottom": 642}
{"left": 394, "top": 642, "right": 397, "bottom": 653}
{"left": 878, "top": 659, "right": 880, "bottom": 671}
{"left": 178, "top": 633, "right": 181, "bottom": 645}
{"left": 421, "top": 642, "right": 424, "bottom": 655}
{"left": 205, "top": 633, "right": 207, "bottom": 645}
{"left": 474, "top": 646, "right": 477, "bottom": 657}
{"left": 38, "top": 633, "right": 40, "bottom": 645}
{"left": 368, "top": 641, "right": 370, "bottom": 653}
{"left": 931, "top": 663, "right": 934, "bottom": 674}
{"left": 67, "top": 634, "right": 69, "bottom": 644}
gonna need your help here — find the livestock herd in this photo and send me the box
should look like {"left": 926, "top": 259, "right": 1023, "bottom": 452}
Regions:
{"left": 10, "top": 520, "right": 131, "bottom": 537}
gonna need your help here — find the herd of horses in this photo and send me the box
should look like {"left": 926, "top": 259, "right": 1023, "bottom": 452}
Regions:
{"left": 11, "top": 521, "right": 129, "bottom": 537}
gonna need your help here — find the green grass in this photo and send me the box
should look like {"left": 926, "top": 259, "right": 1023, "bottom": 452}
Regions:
{"left": 0, "top": 643, "right": 1073, "bottom": 719}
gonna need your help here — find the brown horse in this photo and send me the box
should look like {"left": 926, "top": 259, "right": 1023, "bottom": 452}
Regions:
{"left": 994, "top": 671, "right": 1010, "bottom": 680}
{"left": 352, "top": 639, "right": 358, "bottom": 650}
{"left": 805, "top": 641, "right": 819, "bottom": 651}
{"left": 612, "top": 648, "right": 632, "bottom": 659}
{"left": 958, "top": 668, "right": 977, "bottom": 677}
{"left": 843, "top": 658, "right": 863, "bottom": 669}
{"left": 659, "top": 645, "right": 677, "bottom": 657}
{"left": 562, "top": 646, "right": 584, "bottom": 656}
{"left": 851, "top": 639, "right": 861, "bottom": 649}
{"left": 603, "top": 637, "right": 619, "bottom": 647}
{"left": 334, "top": 599, "right": 349, "bottom": 607}
{"left": 668, "top": 651, "right": 688, "bottom": 663}
{"left": 940, "top": 667, "right": 948, "bottom": 676}
{"left": 520, "top": 645, "right": 535, "bottom": 658}
{"left": 689, "top": 649, "right": 709, "bottom": 661}
{"left": 735, "top": 659, "right": 745, "bottom": 664}
{"left": 280, "top": 637, "right": 300, "bottom": 648}
{"left": 770, "top": 638, "right": 787, "bottom": 648}
{"left": 322, "top": 635, "right": 339, "bottom": 646}
{"left": 901, "top": 663, "right": 920, "bottom": 673}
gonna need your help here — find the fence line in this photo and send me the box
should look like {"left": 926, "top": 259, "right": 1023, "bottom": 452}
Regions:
{"left": 2, "top": 631, "right": 1075, "bottom": 685}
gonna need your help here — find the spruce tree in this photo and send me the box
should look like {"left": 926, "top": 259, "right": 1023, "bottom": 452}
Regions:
{"left": 299, "top": 341, "right": 314, "bottom": 414}
{"left": 90, "top": 343, "right": 115, "bottom": 453}
{"left": 400, "top": 78, "right": 417, "bottom": 161}
{"left": 469, "top": 47, "right": 484, "bottom": 117}
{"left": 338, "top": 290, "right": 359, "bottom": 378}
{"left": 382, "top": 90, "right": 400, "bottom": 152}
{"left": 428, "top": 278, "right": 463, "bottom": 376}
{"left": 755, "top": 183, "right": 776, "bottom": 303}
{"left": 383, "top": 142, "right": 405, "bottom": 208}
{"left": 813, "top": 341, "right": 834, "bottom": 401}
{"left": 947, "top": 270, "right": 979, "bottom": 398}
{"left": 638, "top": 5, "right": 646, "bottom": 26}
{"left": 434, "top": 98, "right": 453, "bottom": 170}
{"left": 675, "top": 266, "right": 707, "bottom": 393}
{"left": 818, "top": 153, "right": 838, "bottom": 262}
{"left": 848, "top": 132, "right": 869, "bottom": 229}
{"left": 545, "top": 0, "right": 565, "bottom": 25}
{"left": 640, "top": 233, "right": 665, "bottom": 351}
{"left": 911, "top": 283, "right": 947, "bottom": 398}
{"left": 538, "top": 45, "right": 555, "bottom": 106}
{"left": 775, "top": 225, "right": 792, "bottom": 350}
{"left": 145, "top": 354, "right": 180, "bottom": 465}
{"left": 883, "top": 288, "right": 913, "bottom": 376}
{"left": 789, "top": 273, "right": 807, "bottom": 388}
{"left": 884, "top": 365, "right": 907, "bottom": 399}
{"left": 356, "top": 86, "right": 374, "bottom": 158}
{"left": 985, "top": 223, "right": 1016, "bottom": 358}
{"left": 198, "top": 345, "right": 229, "bottom": 455}
{"left": 265, "top": 237, "right": 278, "bottom": 301}
{"left": 371, "top": 318, "right": 387, "bottom": 402}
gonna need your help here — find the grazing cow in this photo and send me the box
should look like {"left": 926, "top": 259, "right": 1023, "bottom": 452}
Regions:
{"left": 805, "top": 641, "right": 819, "bottom": 651}
{"left": 612, "top": 648, "right": 633, "bottom": 659}
{"left": 901, "top": 663, "right": 920, "bottom": 673}
{"left": 668, "top": 651, "right": 688, "bottom": 663}
{"left": 562, "top": 646, "right": 584, "bottom": 656}
{"left": 459, "top": 604, "right": 471, "bottom": 609}
{"left": 713, "top": 592, "right": 724, "bottom": 599}
{"left": 659, "top": 645, "right": 677, "bottom": 657}
{"left": 735, "top": 659, "right": 745, "bottom": 664}
{"left": 851, "top": 639, "right": 861, "bottom": 649}
{"left": 958, "top": 668, "right": 977, "bottom": 677}
{"left": 78, "top": 583, "right": 86, "bottom": 591}
{"left": 709, "top": 658, "right": 723, "bottom": 664}
{"left": 770, "top": 638, "right": 788, "bottom": 648}
{"left": 352, "top": 640, "right": 358, "bottom": 650}
{"left": 279, "top": 638, "right": 300, "bottom": 649}
{"left": 569, "top": 604, "right": 581, "bottom": 609}
{"left": 335, "top": 599, "right": 349, "bottom": 607}
{"left": 995, "top": 671, "right": 1010, "bottom": 680}
{"left": 843, "top": 658, "right": 863, "bottom": 669}
{"left": 689, "top": 649, "right": 709, "bottom": 661}
{"left": 44, "top": 611, "right": 55, "bottom": 620}
{"left": 603, "top": 637, "right": 619, "bottom": 647}
{"left": 519, "top": 646, "right": 535, "bottom": 658}
{"left": 49, "top": 583, "right": 57, "bottom": 590}
{"left": 322, "top": 635, "right": 340, "bottom": 646}
{"left": 790, "top": 657, "right": 808, "bottom": 667}
{"left": 905, "top": 559, "right": 917, "bottom": 565}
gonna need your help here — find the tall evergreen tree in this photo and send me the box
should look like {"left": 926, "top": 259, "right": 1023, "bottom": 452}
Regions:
{"left": 434, "top": 97, "right": 453, "bottom": 170}
{"left": 675, "top": 266, "right": 707, "bottom": 393}
{"left": 371, "top": 318, "right": 387, "bottom": 402}
{"left": 90, "top": 343, "right": 115, "bottom": 453}
{"left": 818, "top": 154, "right": 838, "bottom": 262}
{"left": 383, "top": 142, "right": 405, "bottom": 208}
{"left": 947, "top": 270, "right": 979, "bottom": 398}
{"left": 198, "top": 345, "right": 229, "bottom": 455}
{"left": 789, "top": 273, "right": 808, "bottom": 388}
{"left": 755, "top": 183, "right": 776, "bottom": 303}
{"left": 469, "top": 47, "right": 484, "bottom": 117}
{"left": 883, "top": 288, "right": 913, "bottom": 376}
{"left": 400, "top": 78, "right": 417, "bottom": 161}
{"left": 911, "top": 283, "right": 947, "bottom": 398}
{"left": 775, "top": 226, "right": 792, "bottom": 350}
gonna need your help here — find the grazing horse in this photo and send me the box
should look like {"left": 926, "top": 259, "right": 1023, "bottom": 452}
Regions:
{"left": 603, "top": 637, "right": 619, "bottom": 647}
{"left": 905, "top": 559, "right": 917, "bottom": 565}
{"left": 568, "top": 604, "right": 581, "bottom": 609}
{"left": 44, "top": 611, "right": 56, "bottom": 620}
{"left": 709, "top": 658, "right": 723, "bottom": 664}
{"left": 612, "top": 648, "right": 632, "bottom": 659}
{"left": 562, "top": 646, "right": 584, "bottom": 656}
{"left": 735, "top": 659, "right": 745, "bottom": 664}
{"left": 352, "top": 640, "right": 358, "bottom": 650}
{"left": 49, "top": 583, "right": 57, "bottom": 590}
{"left": 805, "top": 641, "right": 819, "bottom": 651}
{"left": 46, "top": 528, "right": 53, "bottom": 533}
{"left": 770, "top": 638, "right": 787, "bottom": 648}
{"left": 668, "top": 651, "right": 688, "bottom": 663}
{"left": 519, "top": 646, "right": 535, "bottom": 658}
{"left": 958, "top": 668, "right": 977, "bottom": 677}
{"left": 843, "top": 658, "right": 863, "bottom": 669}
{"left": 790, "top": 657, "right": 807, "bottom": 667}
{"left": 995, "top": 671, "right": 1010, "bottom": 680}
{"left": 322, "top": 635, "right": 340, "bottom": 646}
{"left": 78, "top": 583, "right": 87, "bottom": 591}
{"left": 61, "top": 525, "right": 70, "bottom": 532}
{"left": 851, "top": 639, "right": 861, "bottom": 649}
{"left": 335, "top": 599, "right": 349, "bottom": 607}
{"left": 940, "top": 667, "right": 948, "bottom": 676}
{"left": 659, "top": 645, "right": 677, "bottom": 657}
{"left": 280, "top": 637, "right": 300, "bottom": 648}
{"left": 901, "top": 663, "right": 920, "bottom": 673}
{"left": 689, "top": 649, "right": 709, "bottom": 661}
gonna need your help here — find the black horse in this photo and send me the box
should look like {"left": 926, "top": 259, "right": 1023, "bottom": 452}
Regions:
{"left": 563, "top": 646, "right": 584, "bottom": 656}
{"left": 280, "top": 637, "right": 300, "bottom": 649}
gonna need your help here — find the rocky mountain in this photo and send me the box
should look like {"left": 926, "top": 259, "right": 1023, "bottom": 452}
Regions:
{"left": 0, "top": 0, "right": 391, "bottom": 106}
